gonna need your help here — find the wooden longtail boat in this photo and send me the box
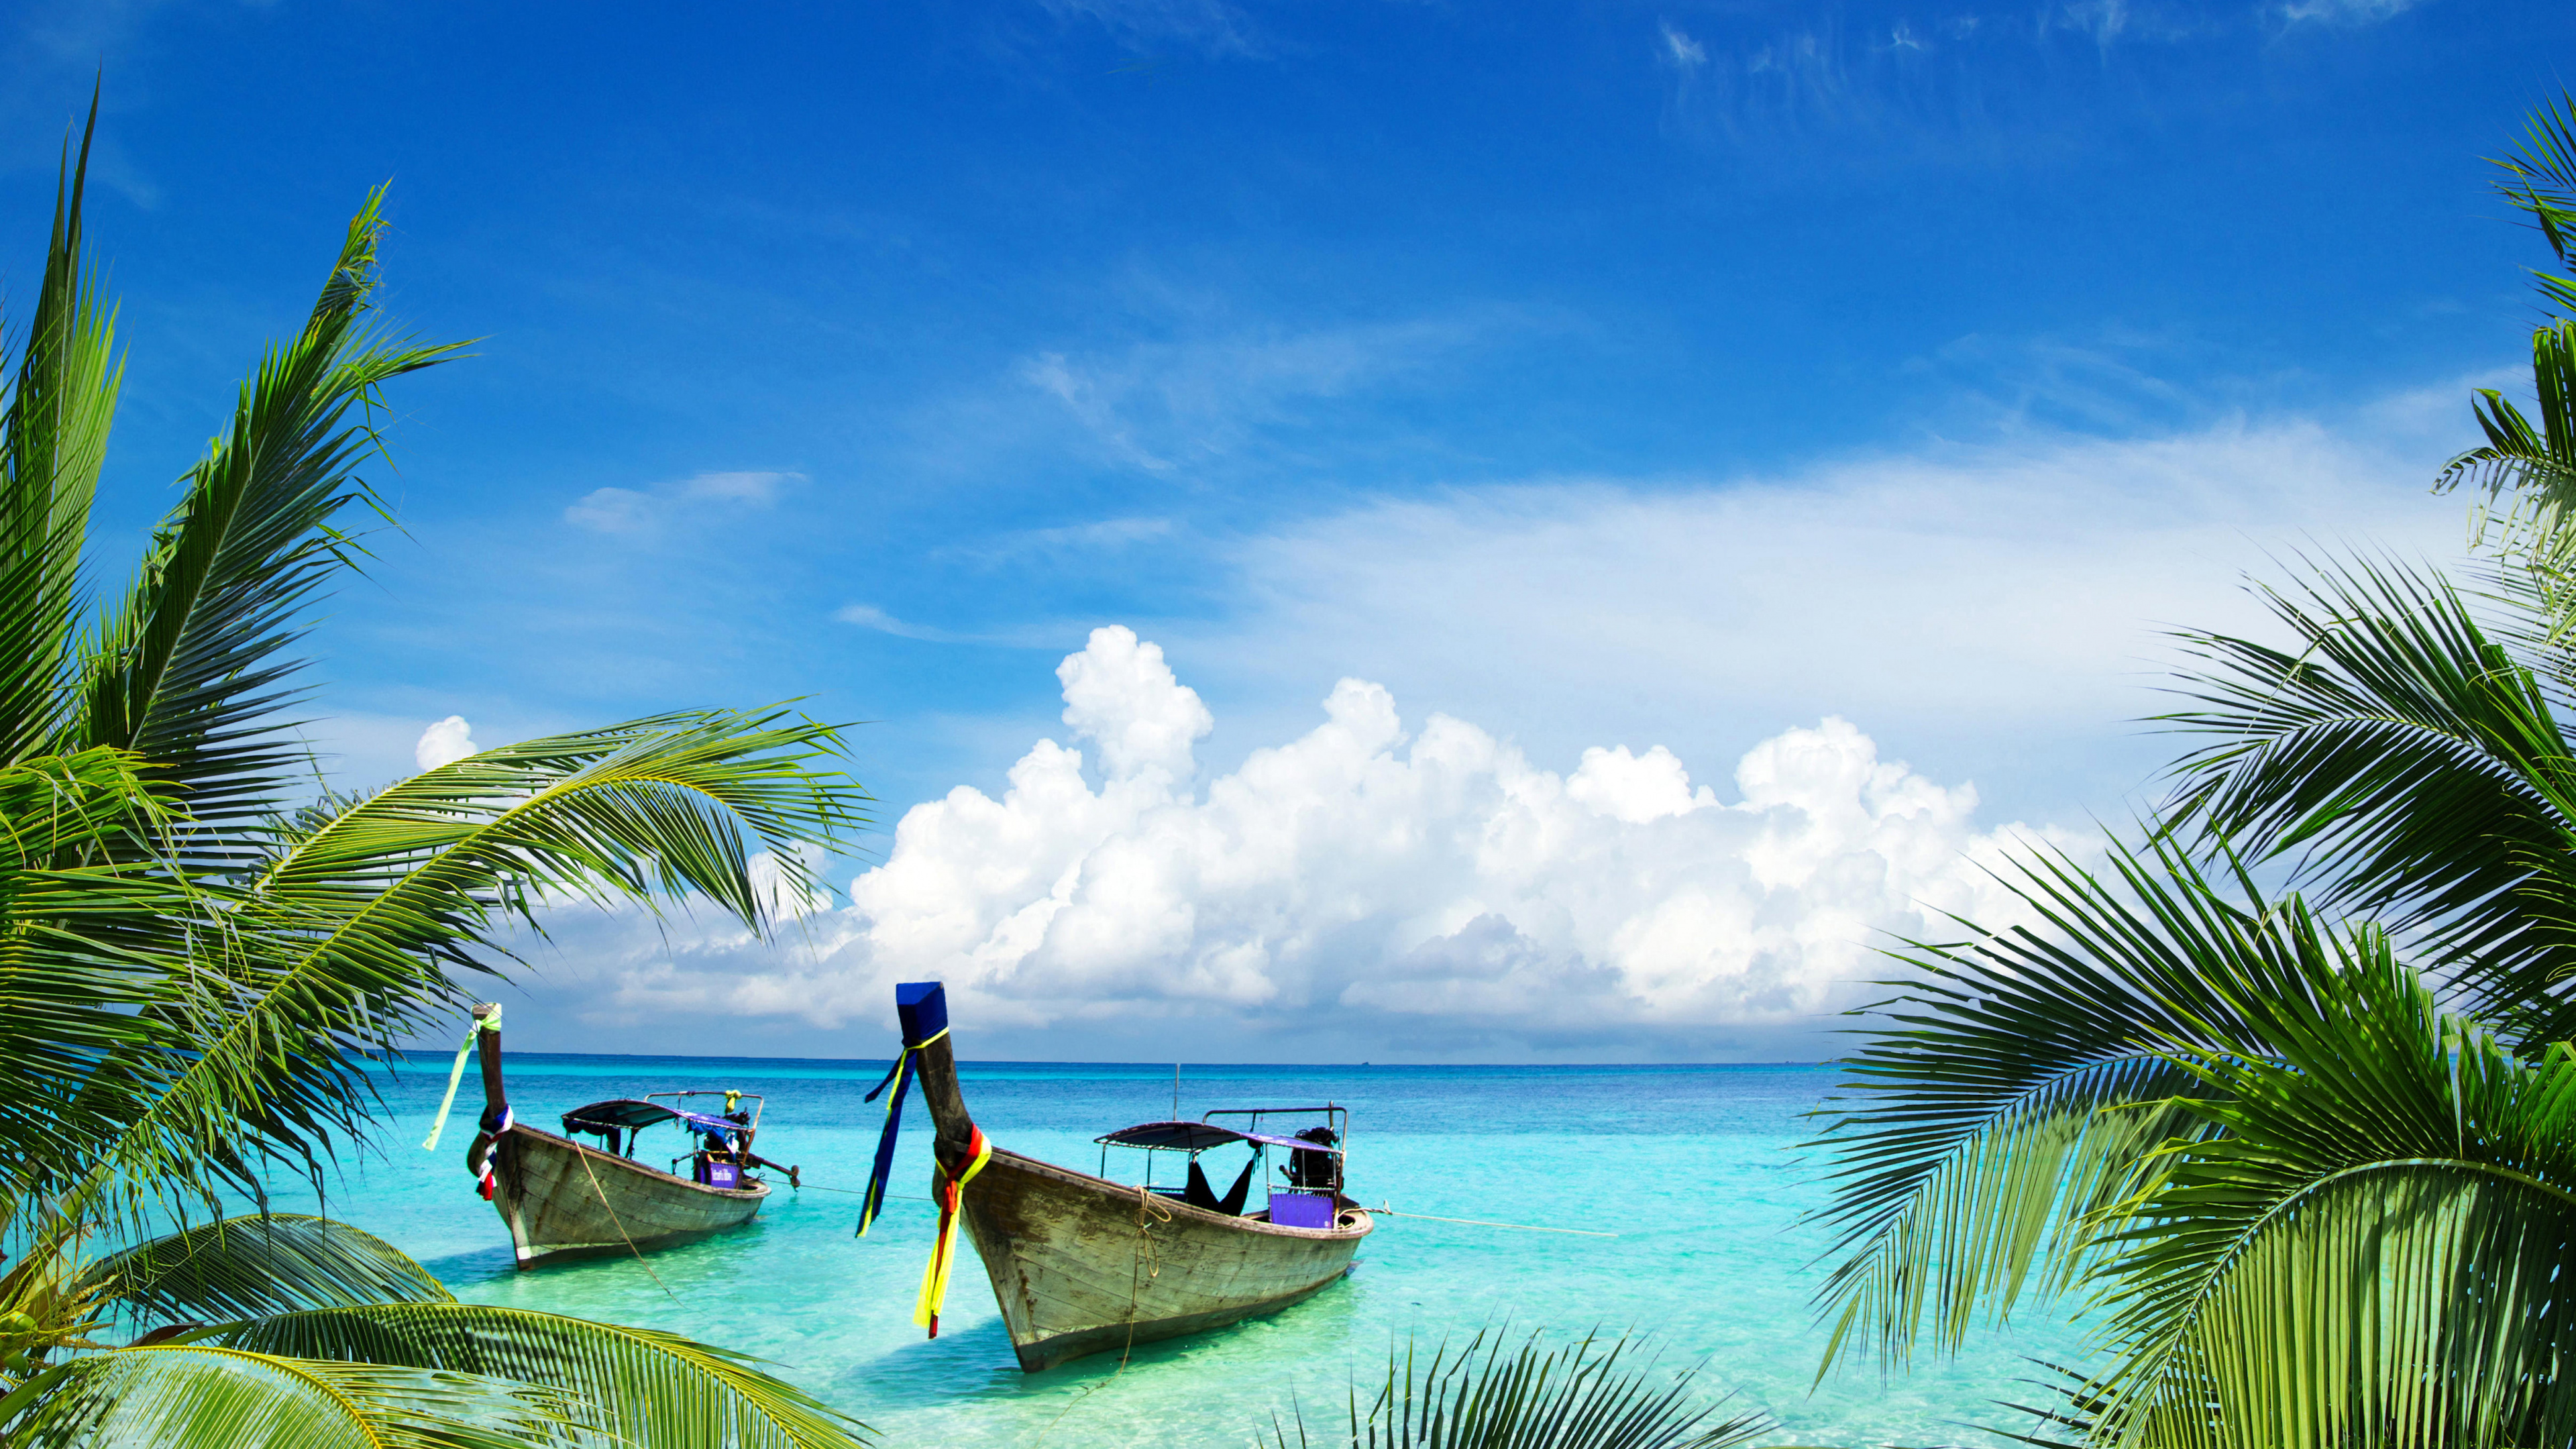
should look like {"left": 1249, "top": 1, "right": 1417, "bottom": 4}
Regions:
{"left": 455, "top": 1003, "right": 790, "bottom": 1267}
{"left": 884, "top": 982, "right": 1373, "bottom": 1371}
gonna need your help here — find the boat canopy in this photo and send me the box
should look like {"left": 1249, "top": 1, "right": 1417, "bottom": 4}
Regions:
{"left": 561, "top": 1099, "right": 743, "bottom": 1138}
{"left": 1094, "top": 1120, "right": 1343, "bottom": 1155}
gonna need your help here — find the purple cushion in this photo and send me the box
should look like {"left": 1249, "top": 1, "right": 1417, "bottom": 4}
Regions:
{"left": 1269, "top": 1191, "right": 1336, "bottom": 1228}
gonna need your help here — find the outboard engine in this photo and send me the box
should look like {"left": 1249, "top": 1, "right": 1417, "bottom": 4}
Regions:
{"left": 1286, "top": 1126, "right": 1341, "bottom": 1193}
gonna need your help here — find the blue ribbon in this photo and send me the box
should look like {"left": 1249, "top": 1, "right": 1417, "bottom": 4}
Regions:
{"left": 855, "top": 1049, "right": 918, "bottom": 1237}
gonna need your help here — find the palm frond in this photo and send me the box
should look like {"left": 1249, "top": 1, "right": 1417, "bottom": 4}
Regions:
{"left": 40, "top": 709, "right": 862, "bottom": 1246}
{"left": 2079, "top": 928, "right": 2576, "bottom": 1448}
{"left": 0, "top": 95, "right": 120, "bottom": 769}
{"left": 207, "top": 1302, "right": 872, "bottom": 1448}
{"left": 74, "top": 1214, "right": 452, "bottom": 1330}
{"left": 0, "top": 1344, "right": 566, "bottom": 1448}
{"left": 2154, "top": 553, "right": 2576, "bottom": 1039}
{"left": 73, "top": 184, "right": 460, "bottom": 858}
{"left": 0, "top": 749, "right": 214, "bottom": 1203}
{"left": 1269, "top": 1328, "right": 1768, "bottom": 1449}
{"left": 1806, "top": 833, "right": 2298, "bottom": 1373}
{"left": 2490, "top": 87, "right": 2576, "bottom": 317}
{"left": 2434, "top": 321, "right": 2576, "bottom": 559}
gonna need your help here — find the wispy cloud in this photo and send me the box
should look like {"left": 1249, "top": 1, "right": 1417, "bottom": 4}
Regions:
{"left": 2279, "top": 0, "right": 2422, "bottom": 23}
{"left": 938, "top": 516, "right": 1178, "bottom": 564}
{"left": 1659, "top": 21, "right": 1707, "bottom": 70}
{"left": 1019, "top": 314, "right": 1514, "bottom": 474}
{"left": 833, "top": 604, "right": 973, "bottom": 643}
{"left": 563, "top": 470, "right": 802, "bottom": 535}
{"left": 833, "top": 603, "right": 1065, "bottom": 648}
{"left": 1185, "top": 378, "right": 2481, "bottom": 822}
{"left": 1036, "top": 0, "right": 1261, "bottom": 57}
{"left": 1663, "top": 3, "right": 2263, "bottom": 167}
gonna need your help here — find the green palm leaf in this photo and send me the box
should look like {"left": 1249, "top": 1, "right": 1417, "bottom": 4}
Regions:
{"left": 0, "top": 95, "right": 121, "bottom": 770}
{"left": 208, "top": 1303, "right": 871, "bottom": 1448}
{"left": 0, "top": 748, "right": 212, "bottom": 1202}
{"left": 75, "top": 1214, "right": 453, "bottom": 1330}
{"left": 2155, "top": 553, "right": 2576, "bottom": 1040}
{"left": 73, "top": 183, "right": 460, "bottom": 856}
{"left": 2079, "top": 926, "right": 2576, "bottom": 1448}
{"left": 1271, "top": 1328, "right": 1768, "bottom": 1449}
{"left": 42, "top": 709, "right": 862, "bottom": 1240}
{"left": 2488, "top": 87, "right": 2576, "bottom": 319}
{"left": 1807, "top": 834, "right": 2307, "bottom": 1373}
{"left": 0, "top": 1345, "right": 566, "bottom": 1449}
{"left": 2434, "top": 321, "right": 2576, "bottom": 558}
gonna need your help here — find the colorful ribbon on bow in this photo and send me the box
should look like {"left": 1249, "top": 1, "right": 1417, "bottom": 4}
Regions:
{"left": 422, "top": 1006, "right": 501, "bottom": 1152}
{"left": 916, "top": 1126, "right": 991, "bottom": 1338}
{"left": 854, "top": 1022, "right": 948, "bottom": 1237}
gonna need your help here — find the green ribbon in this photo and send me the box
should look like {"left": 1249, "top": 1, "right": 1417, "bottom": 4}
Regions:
{"left": 421, "top": 1006, "right": 500, "bottom": 1152}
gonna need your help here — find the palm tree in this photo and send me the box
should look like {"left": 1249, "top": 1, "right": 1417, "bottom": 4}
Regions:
{"left": 0, "top": 103, "right": 873, "bottom": 1446}
{"left": 1806, "top": 91, "right": 2576, "bottom": 1446}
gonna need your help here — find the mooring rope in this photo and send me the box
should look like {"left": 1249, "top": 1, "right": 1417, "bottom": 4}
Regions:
{"left": 1375, "top": 1202, "right": 1615, "bottom": 1237}
{"left": 575, "top": 1143, "right": 677, "bottom": 1301}
{"left": 1028, "top": 1187, "right": 1171, "bottom": 1446}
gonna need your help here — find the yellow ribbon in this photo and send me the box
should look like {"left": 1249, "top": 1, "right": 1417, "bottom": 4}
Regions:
{"left": 421, "top": 1006, "right": 500, "bottom": 1152}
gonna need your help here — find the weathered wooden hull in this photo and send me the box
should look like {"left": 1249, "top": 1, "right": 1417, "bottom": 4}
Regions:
{"left": 955, "top": 1145, "right": 1372, "bottom": 1371}
{"left": 490, "top": 1124, "right": 768, "bottom": 1267}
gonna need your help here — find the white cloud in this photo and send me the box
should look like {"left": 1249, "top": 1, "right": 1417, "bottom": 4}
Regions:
{"left": 2279, "top": 0, "right": 2419, "bottom": 21}
{"left": 523, "top": 626, "right": 2075, "bottom": 1057}
{"left": 834, "top": 604, "right": 955, "bottom": 641}
{"left": 1660, "top": 21, "right": 1707, "bottom": 69}
{"left": 1019, "top": 315, "right": 1509, "bottom": 474}
{"left": 415, "top": 715, "right": 478, "bottom": 771}
{"left": 1168, "top": 388, "right": 2479, "bottom": 826}
{"left": 1040, "top": 0, "right": 1261, "bottom": 56}
{"left": 562, "top": 486, "right": 655, "bottom": 534}
{"left": 680, "top": 470, "right": 792, "bottom": 504}
{"left": 563, "top": 470, "right": 802, "bottom": 534}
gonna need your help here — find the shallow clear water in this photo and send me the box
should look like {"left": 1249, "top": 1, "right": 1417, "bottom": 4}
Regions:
{"left": 303, "top": 1055, "right": 2082, "bottom": 1448}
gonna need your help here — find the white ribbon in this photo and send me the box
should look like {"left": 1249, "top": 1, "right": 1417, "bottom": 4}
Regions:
{"left": 421, "top": 1006, "right": 500, "bottom": 1152}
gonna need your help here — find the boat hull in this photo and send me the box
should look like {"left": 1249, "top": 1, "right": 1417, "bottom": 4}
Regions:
{"left": 489, "top": 1124, "right": 768, "bottom": 1267}
{"left": 957, "top": 1146, "right": 1372, "bottom": 1371}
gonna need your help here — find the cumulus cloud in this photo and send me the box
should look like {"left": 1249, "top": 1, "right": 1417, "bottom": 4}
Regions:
{"left": 564, "top": 470, "right": 802, "bottom": 534}
{"left": 415, "top": 715, "right": 478, "bottom": 771}
{"left": 530, "top": 627, "right": 2076, "bottom": 1058}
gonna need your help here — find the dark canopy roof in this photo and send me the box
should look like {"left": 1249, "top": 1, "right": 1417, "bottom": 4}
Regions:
{"left": 561, "top": 1099, "right": 741, "bottom": 1136}
{"left": 1094, "top": 1120, "right": 1342, "bottom": 1155}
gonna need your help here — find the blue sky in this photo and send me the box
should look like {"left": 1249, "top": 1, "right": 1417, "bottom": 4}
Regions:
{"left": 5, "top": 0, "right": 2569, "bottom": 1059}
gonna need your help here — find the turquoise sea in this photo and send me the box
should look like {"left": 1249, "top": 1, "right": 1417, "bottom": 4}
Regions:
{"left": 305, "top": 1055, "right": 2084, "bottom": 1448}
